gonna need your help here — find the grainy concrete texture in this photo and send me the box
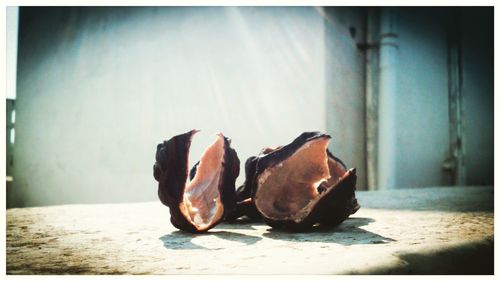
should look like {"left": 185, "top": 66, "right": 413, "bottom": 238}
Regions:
{"left": 6, "top": 186, "right": 493, "bottom": 274}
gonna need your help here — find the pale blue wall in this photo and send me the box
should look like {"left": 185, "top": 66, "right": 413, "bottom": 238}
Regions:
{"left": 10, "top": 7, "right": 493, "bottom": 207}
{"left": 388, "top": 8, "right": 493, "bottom": 188}
{"left": 324, "top": 7, "right": 367, "bottom": 189}
{"left": 13, "top": 7, "right": 345, "bottom": 206}
{"left": 393, "top": 8, "right": 451, "bottom": 187}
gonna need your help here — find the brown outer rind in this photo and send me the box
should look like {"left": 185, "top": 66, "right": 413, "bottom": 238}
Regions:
{"left": 224, "top": 156, "right": 260, "bottom": 221}
{"left": 262, "top": 169, "right": 359, "bottom": 231}
{"left": 315, "top": 168, "right": 360, "bottom": 226}
{"left": 251, "top": 131, "right": 360, "bottom": 231}
{"left": 224, "top": 145, "right": 283, "bottom": 221}
{"left": 153, "top": 130, "right": 240, "bottom": 233}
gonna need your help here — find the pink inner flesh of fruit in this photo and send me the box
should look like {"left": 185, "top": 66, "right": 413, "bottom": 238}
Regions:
{"left": 254, "top": 137, "right": 331, "bottom": 221}
{"left": 321, "top": 156, "right": 347, "bottom": 188}
{"left": 179, "top": 134, "right": 225, "bottom": 230}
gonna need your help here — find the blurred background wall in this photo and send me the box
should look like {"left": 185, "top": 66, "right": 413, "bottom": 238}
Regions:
{"left": 6, "top": 7, "right": 493, "bottom": 207}
{"left": 387, "top": 8, "right": 493, "bottom": 189}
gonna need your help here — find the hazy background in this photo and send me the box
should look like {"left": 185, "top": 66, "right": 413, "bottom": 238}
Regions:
{"left": 6, "top": 7, "right": 493, "bottom": 207}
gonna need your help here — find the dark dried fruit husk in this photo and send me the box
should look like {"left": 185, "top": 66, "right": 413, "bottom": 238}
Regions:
{"left": 153, "top": 130, "right": 240, "bottom": 233}
{"left": 250, "top": 132, "right": 360, "bottom": 231}
{"left": 224, "top": 156, "right": 260, "bottom": 221}
{"left": 224, "top": 146, "right": 284, "bottom": 221}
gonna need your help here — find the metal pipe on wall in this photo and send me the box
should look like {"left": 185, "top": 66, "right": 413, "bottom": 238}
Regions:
{"left": 444, "top": 9, "right": 466, "bottom": 186}
{"left": 377, "top": 8, "right": 399, "bottom": 189}
{"left": 364, "top": 8, "right": 380, "bottom": 190}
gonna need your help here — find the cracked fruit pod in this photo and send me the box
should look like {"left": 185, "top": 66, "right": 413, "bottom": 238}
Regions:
{"left": 249, "top": 132, "right": 360, "bottom": 231}
{"left": 153, "top": 130, "right": 240, "bottom": 233}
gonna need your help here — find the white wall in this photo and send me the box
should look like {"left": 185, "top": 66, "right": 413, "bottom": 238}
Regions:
{"left": 323, "top": 7, "right": 367, "bottom": 189}
{"left": 13, "top": 7, "right": 349, "bottom": 206}
{"left": 11, "top": 7, "right": 493, "bottom": 206}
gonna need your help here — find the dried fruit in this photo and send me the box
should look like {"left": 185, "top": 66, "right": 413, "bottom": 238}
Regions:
{"left": 225, "top": 147, "right": 281, "bottom": 221}
{"left": 153, "top": 130, "right": 240, "bottom": 233}
{"left": 250, "top": 132, "right": 359, "bottom": 231}
{"left": 225, "top": 156, "right": 261, "bottom": 221}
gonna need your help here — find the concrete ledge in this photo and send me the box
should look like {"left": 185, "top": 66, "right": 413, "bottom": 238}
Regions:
{"left": 6, "top": 186, "right": 494, "bottom": 274}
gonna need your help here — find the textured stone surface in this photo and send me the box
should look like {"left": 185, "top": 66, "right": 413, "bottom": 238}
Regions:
{"left": 6, "top": 186, "right": 494, "bottom": 274}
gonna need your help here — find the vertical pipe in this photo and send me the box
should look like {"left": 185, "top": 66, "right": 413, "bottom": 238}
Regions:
{"left": 377, "top": 8, "right": 399, "bottom": 189}
{"left": 446, "top": 8, "right": 466, "bottom": 185}
{"left": 364, "top": 8, "right": 380, "bottom": 190}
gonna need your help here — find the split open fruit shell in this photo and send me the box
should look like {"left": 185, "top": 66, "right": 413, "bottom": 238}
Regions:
{"left": 249, "top": 132, "right": 360, "bottom": 231}
{"left": 153, "top": 130, "right": 240, "bottom": 233}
